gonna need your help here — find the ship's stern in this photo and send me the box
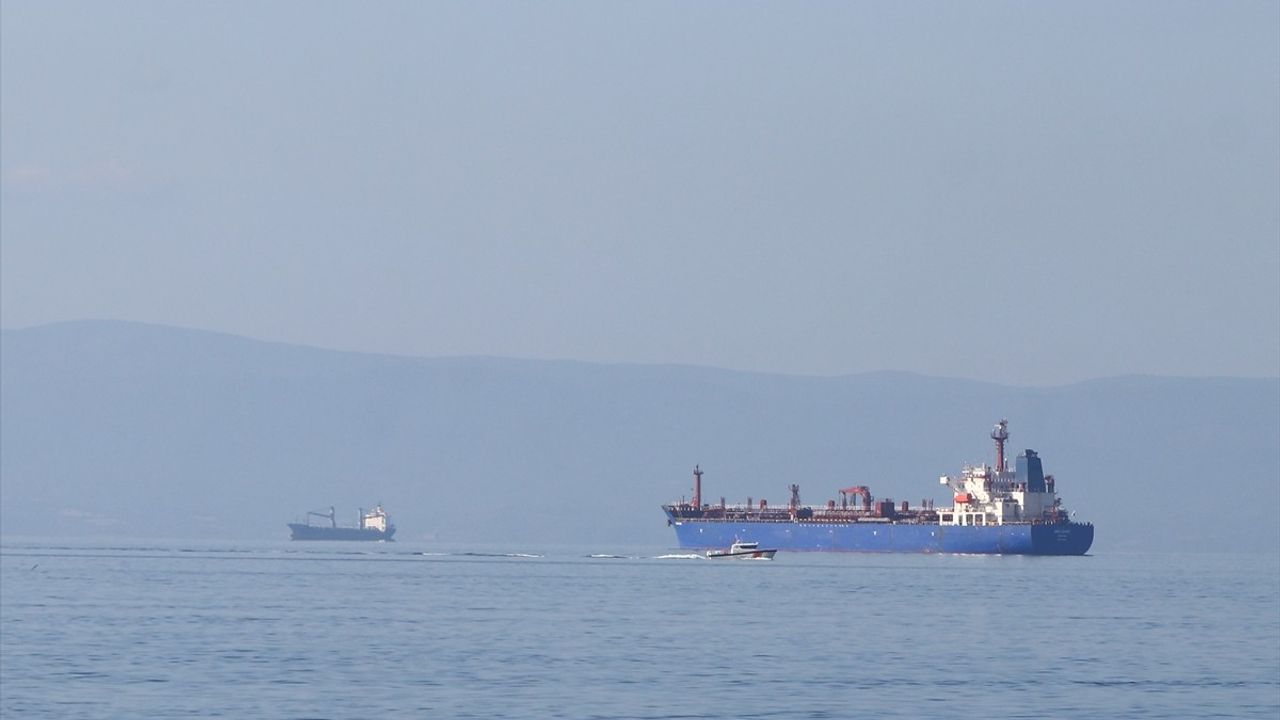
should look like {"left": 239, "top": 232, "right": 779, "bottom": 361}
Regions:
{"left": 1030, "top": 521, "right": 1094, "bottom": 555}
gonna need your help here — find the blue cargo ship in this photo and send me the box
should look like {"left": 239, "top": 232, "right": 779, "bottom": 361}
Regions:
{"left": 663, "top": 421, "right": 1093, "bottom": 555}
{"left": 288, "top": 505, "right": 395, "bottom": 541}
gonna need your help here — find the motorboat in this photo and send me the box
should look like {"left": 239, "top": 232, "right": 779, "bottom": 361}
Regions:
{"left": 706, "top": 540, "right": 777, "bottom": 560}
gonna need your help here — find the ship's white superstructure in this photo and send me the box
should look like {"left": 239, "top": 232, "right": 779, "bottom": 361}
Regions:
{"left": 360, "top": 505, "right": 389, "bottom": 533}
{"left": 937, "top": 420, "right": 1065, "bottom": 527}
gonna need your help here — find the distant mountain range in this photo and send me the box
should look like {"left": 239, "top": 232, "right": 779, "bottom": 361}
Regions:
{"left": 2, "top": 320, "right": 1277, "bottom": 553}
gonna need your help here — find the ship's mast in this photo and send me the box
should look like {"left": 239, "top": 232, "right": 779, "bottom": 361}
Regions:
{"left": 693, "top": 465, "right": 703, "bottom": 509}
{"left": 991, "top": 419, "right": 1009, "bottom": 473}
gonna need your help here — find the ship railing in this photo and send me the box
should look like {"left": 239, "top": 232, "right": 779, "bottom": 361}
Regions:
{"left": 677, "top": 514, "right": 1088, "bottom": 527}
{"left": 678, "top": 514, "right": 898, "bottom": 524}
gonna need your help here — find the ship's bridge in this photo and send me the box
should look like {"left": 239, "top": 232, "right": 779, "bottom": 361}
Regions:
{"left": 936, "top": 425, "right": 1067, "bottom": 526}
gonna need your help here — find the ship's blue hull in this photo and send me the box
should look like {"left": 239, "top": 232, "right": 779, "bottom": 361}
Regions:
{"left": 667, "top": 516, "right": 1093, "bottom": 555}
{"left": 287, "top": 524, "right": 395, "bottom": 541}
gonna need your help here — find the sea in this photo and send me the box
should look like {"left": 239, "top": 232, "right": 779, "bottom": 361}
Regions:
{"left": 1, "top": 540, "right": 1277, "bottom": 719}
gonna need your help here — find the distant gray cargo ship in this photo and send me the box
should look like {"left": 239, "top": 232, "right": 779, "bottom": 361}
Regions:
{"left": 288, "top": 505, "right": 395, "bottom": 541}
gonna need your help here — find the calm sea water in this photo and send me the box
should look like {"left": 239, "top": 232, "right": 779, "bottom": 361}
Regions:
{"left": 2, "top": 540, "right": 1277, "bottom": 719}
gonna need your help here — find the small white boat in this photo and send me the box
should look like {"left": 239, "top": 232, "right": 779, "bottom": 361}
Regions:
{"left": 706, "top": 540, "right": 777, "bottom": 560}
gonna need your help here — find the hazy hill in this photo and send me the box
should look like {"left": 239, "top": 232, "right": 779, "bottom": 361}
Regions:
{"left": 2, "top": 320, "right": 1277, "bottom": 552}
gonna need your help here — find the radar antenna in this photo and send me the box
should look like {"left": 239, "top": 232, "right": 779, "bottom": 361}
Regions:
{"left": 991, "top": 419, "right": 1009, "bottom": 472}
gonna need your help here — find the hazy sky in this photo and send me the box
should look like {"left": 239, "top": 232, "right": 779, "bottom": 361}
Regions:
{"left": 3, "top": 2, "right": 1277, "bottom": 385}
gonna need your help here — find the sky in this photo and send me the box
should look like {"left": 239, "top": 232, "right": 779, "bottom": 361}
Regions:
{"left": 2, "top": 1, "right": 1277, "bottom": 385}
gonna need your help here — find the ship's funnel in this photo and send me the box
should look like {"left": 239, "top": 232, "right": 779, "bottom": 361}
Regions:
{"left": 1016, "top": 450, "right": 1045, "bottom": 492}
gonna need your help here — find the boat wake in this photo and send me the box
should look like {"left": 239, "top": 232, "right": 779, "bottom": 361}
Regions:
{"left": 417, "top": 551, "right": 545, "bottom": 559}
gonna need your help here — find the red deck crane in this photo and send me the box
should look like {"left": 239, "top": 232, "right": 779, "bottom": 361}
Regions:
{"left": 840, "top": 486, "right": 872, "bottom": 512}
